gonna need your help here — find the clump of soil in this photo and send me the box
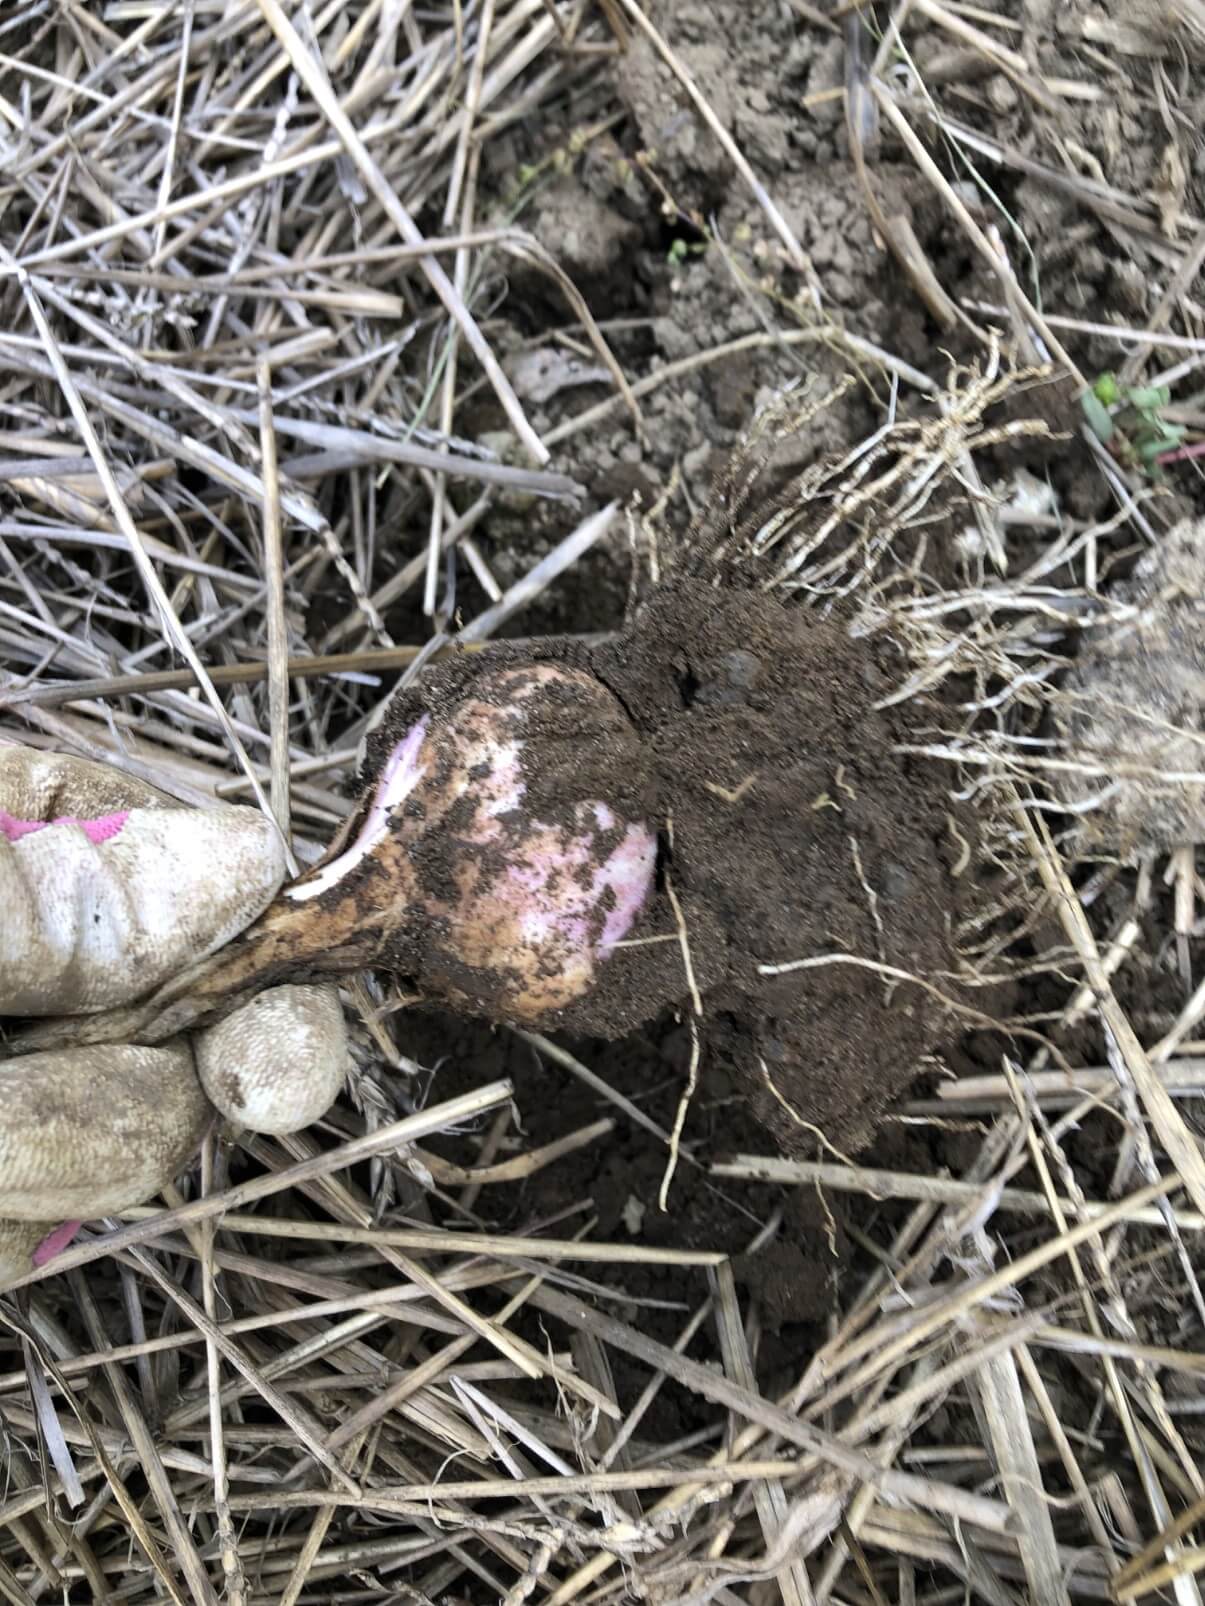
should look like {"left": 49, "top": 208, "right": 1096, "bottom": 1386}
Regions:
{"left": 1054, "top": 516, "right": 1205, "bottom": 860}
{"left": 377, "top": 578, "right": 964, "bottom": 1153}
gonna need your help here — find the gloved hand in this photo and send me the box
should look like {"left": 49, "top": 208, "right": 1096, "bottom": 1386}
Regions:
{"left": 0, "top": 745, "right": 348, "bottom": 1288}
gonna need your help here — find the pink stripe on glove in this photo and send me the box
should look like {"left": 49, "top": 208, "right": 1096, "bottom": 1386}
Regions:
{"left": 31, "top": 1220, "right": 83, "bottom": 1266}
{"left": 0, "top": 810, "right": 129, "bottom": 845}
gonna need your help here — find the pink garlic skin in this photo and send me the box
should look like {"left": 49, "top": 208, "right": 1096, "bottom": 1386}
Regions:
{"left": 419, "top": 667, "right": 657, "bottom": 1019}
{"left": 290, "top": 718, "right": 430, "bottom": 905}
{"left": 439, "top": 793, "right": 657, "bottom": 1020}
{"left": 292, "top": 665, "right": 657, "bottom": 1022}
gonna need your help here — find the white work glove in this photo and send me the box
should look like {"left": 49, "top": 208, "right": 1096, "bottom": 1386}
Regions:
{"left": 0, "top": 746, "right": 348, "bottom": 1288}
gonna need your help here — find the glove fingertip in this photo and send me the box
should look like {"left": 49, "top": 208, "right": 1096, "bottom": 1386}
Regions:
{"left": 0, "top": 1043, "right": 211, "bottom": 1222}
{"left": 155, "top": 805, "right": 288, "bottom": 938}
{"left": 196, "top": 983, "right": 348, "bottom": 1135}
{"left": 0, "top": 746, "right": 173, "bottom": 818}
{"left": 111, "top": 804, "right": 289, "bottom": 960}
{"left": 0, "top": 1219, "right": 51, "bottom": 1289}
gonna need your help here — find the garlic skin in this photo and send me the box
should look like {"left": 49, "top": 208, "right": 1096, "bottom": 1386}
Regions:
{"left": 291, "top": 664, "right": 658, "bottom": 1023}
{"left": 422, "top": 793, "right": 657, "bottom": 1021}
{"left": 399, "top": 667, "right": 657, "bottom": 1020}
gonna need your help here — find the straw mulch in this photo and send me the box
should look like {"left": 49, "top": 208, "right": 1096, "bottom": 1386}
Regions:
{"left": 3, "top": 2, "right": 1205, "bottom": 1603}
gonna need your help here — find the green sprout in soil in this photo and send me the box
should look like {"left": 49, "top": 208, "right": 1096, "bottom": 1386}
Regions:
{"left": 666, "top": 235, "right": 707, "bottom": 267}
{"left": 1081, "top": 372, "right": 1191, "bottom": 477}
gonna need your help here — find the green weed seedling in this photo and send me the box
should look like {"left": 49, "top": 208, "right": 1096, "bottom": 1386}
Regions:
{"left": 666, "top": 236, "right": 707, "bottom": 267}
{"left": 1082, "top": 372, "right": 1188, "bottom": 478}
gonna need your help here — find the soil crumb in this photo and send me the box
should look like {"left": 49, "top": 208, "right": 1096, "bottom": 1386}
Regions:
{"left": 375, "top": 580, "right": 964, "bottom": 1154}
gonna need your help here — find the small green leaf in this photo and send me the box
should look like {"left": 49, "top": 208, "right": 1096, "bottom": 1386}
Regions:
{"left": 1093, "top": 373, "right": 1121, "bottom": 407}
{"left": 1126, "top": 385, "right": 1170, "bottom": 411}
{"left": 1136, "top": 423, "right": 1183, "bottom": 463}
{"left": 1146, "top": 426, "right": 1186, "bottom": 457}
{"left": 1082, "top": 390, "right": 1115, "bottom": 443}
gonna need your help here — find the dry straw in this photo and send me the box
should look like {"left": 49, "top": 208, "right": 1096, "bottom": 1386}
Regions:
{"left": 4, "top": 0, "right": 1205, "bottom": 1601}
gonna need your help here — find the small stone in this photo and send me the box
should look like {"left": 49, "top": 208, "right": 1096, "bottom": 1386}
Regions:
{"left": 987, "top": 74, "right": 1018, "bottom": 112}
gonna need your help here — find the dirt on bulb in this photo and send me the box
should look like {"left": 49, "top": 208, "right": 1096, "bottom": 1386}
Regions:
{"left": 375, "top": 579, "right": 969, "bottom": 1154}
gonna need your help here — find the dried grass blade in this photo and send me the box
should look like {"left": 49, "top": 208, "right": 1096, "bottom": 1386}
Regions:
{"left": 252, "top": 0, "right": 548, "bottom": 464}
{"left": 1019, "top": 803, "right": 1205, "bottom": 1218}
{"left": 973, "top": 1347, "right": 1070, "bottom": 1606}
{"left": 257, "top": 359, "right": 294, "bottom": 854}
{"left": 531, "top": 1285, "right": 1018, "bottom": 1534}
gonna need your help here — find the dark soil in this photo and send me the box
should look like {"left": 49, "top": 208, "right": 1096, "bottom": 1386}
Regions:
{"left": 256, "top": 567, "right": 983, "bottom": 1459}
{"left": 333, "top": 6, "right": 1205, "bottom": 1531}
{"left": 411, "top": 0, "right": 1203, "bottom": 658}
{"left": 400, "top": 1002, "right": 879, "bottom": 1443}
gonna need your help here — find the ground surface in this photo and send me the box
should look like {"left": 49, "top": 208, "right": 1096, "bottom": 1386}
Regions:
{"left": 4, "top": 0, "right": 1205, "bottom": 1600}
{"left": 408, "top": 3, "right": 1205, "bottom": 1592}
{"left": 399, "top": 0, "right": 1200, "bottom": 1383}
